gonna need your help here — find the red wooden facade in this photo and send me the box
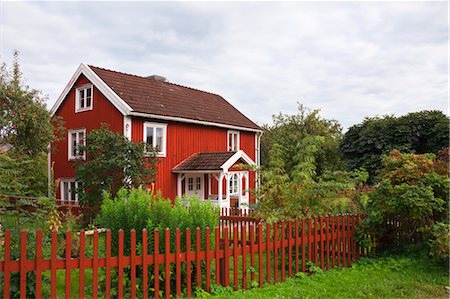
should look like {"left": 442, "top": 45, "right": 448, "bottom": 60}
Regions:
{"left": 51, "top": 64, "right": 261, "bottom": 207}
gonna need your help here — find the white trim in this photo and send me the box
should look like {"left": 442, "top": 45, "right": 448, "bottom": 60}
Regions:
{"left": 67, "top": 128, "right": 86, "bottom": 160}
{"left": 221, "top": 150, "right": 255, "bottom": 172}
{"left": 51, "top": 63, "right": 132, "bottom": 116}
{"left": 124, "top": 115, "right": 132, "bottom": 140}
{"left": 143, "top": 122, "right": 167, "bottom": 157}
{"left": 75, "top": 83, "right": 93, "bottom": 113}
{"left": 173, "top": 169, "right": 222, "bottom": 174}
{"left": 130, "top": 111, "right": 263, "bottom": 133}
{"left": 227, "top": 130, "right": 240, "bottom": 151}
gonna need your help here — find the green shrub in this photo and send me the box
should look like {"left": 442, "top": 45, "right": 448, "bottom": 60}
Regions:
{"left": 428, "top": 222, "right": 449, "bottom": 264}
{"left": 357, "top": 150, "right": 449, "bottom": 252}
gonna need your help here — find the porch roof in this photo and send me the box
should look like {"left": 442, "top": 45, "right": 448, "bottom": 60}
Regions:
{"left": 172, "top": 150, "right": 255, "bottom": 173}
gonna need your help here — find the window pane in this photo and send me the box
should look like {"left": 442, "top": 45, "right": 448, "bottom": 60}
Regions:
{"left": 188, "top": 178, "right": 193, "bottom": 191}
{"left": 71, "top": 133, "right": 77, "bottom": 156}
{"left": 146, "top": 127, "right": 154, "bottom": 146}
{"left": 196, "top": 177, "right": 201, "bottom": 190}
{"left": 155, "top": 128, "right": 163, "bottom": 151}
{"left": 63, "top": 182, "right": 69, "bottom": 201}
{"left": 228, "top": 134, "right": 233, "bottom": 151}
{"left": 79, "top": 90, "right": 85, "bottom": 108}
{"left": 86, "top": 88, "right": 92, "bottom": 107}
{"left": 78, "top": 132, "right": 84, "bottom": 155}
{"left": 70, "top": 182, "right": 76, "bottom": 201}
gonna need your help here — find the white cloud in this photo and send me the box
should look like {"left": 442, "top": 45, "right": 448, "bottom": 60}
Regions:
{"left": 1, "top": 1, "right": 447, "bottom": 129}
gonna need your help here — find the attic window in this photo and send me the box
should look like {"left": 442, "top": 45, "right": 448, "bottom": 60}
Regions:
{"left": 75, "top": 84, "right": 93, "bottom": 112}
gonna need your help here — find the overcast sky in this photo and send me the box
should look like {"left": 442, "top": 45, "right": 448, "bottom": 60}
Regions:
{"left": 1, "top": 1, "right": 448, "bottom": 130}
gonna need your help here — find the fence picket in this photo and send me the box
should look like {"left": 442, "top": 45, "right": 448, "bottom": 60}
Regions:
{"left": 175, "top": 229, "right": 181, "bottom": 297}
{"left": 165, "top": 229, "right": 171, "bottom": 299}
{"left": 273, "top": 223, "right": 278, "bottom": 283}
{"left": 20, "top": 230, "right": 27, "bottom": 299}
{"left": 154, "top": 229, "right": 160, "bottom": 299}
{"left": 205, "top": 227, "right": 211, "bottom": 292}
{"left": 301, "top": 219, "right": 306, "bottom": 273}
{"left": 233, "top": 226, "right": 238, "bottom": 291}
{"left": 241, "top": 226, "right": 247, "bottom": 289}
{"left": 196, "top": 228, "right": 201, "bottom": 289}
{"left": 93, "top": 230, "right": 99, "bottom": 299}
{"left": 118, "top": 230, "right": 124, "bottom": 299}
{"left": 142, "top": 229, "right": 149, "bottom": 299}
{"left": 185, "top": 228, "right": 191, "bottom": 297}
{"left": 105, "top": 230, "right": 111, "bottom": 299}
{"left": 36, "top": 230, "right": 43, "bottom": 299}
{"left": 79, "top": 230, "right": 86, "bottom": 299}
{"left": 130, "top": 230, "right": 136, "bottom": 299}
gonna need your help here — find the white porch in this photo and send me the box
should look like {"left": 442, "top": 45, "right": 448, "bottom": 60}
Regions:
{"left": 173, "top": 150, "right": 255, "bottom": 209}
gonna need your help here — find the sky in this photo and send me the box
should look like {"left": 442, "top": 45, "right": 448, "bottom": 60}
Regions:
{"left": 1, "top": 1, "right": 448, "bottom": 130}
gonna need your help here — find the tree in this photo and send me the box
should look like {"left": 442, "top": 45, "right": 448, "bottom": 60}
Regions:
{"left": 0, "top": 51, "right": 62, "bottom": 197}
{"left": 255, "top": 135, "right": 368, "bottom": 223}
{"left": 74, "top": 124, "right": 157, "bottom": 220}
{"left": 340, "top": 110, "right": 449, "bottom": 181}
{"left": 261, "top": 103, "right": 344, "bottom": 178}
{"left": 0, "top": 50, "right": 62, "bottom": 158}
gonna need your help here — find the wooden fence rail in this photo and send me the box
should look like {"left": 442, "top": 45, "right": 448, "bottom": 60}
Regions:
{"left": 0, "top": 214, "right": 368, "bottom": 299}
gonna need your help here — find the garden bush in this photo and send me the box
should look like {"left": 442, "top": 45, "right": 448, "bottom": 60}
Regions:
{"left": 357, "top": 150, "right": 449, "bottom": 253}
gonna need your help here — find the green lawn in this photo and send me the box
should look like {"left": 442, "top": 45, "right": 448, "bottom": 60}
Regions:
{"left": 209, "top": 254, "right": 449, "bottom": 299}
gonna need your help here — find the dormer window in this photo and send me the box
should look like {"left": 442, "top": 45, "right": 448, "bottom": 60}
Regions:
{"left": 144, "top": 122, "right": 167, "bottom": 157}
{"left": 228, "top": 130, "right": 240, "bottom": 151}
{"left": 75, "top": 84, "right": 93, "bottom": 112}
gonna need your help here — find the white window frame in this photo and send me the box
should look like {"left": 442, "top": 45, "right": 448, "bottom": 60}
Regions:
{"left": 60, "top": 178, "right": 80, "bottom": 203}
{"left": 75, "top": 84, "right": 93, "bottom": 112}
{"left": 68, "top": 128, "right": 86, "bottom": 160}
{"left": 143, "top": 122, "right": 167, "bottom": 157}
{"left": 227, "top": 130, "right": 240, "bottom": 151}
{"left": 228, "top": 173, "right": 239, "bottom": 196}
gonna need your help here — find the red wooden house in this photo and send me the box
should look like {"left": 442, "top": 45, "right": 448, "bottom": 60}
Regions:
{"left": 50, "top": 64, "right": 262, "bottom": 209}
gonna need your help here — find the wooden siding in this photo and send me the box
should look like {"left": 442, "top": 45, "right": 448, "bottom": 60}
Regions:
{"left": 132, "top": 117, "right": 256, "bottom": 201}
{"left": 52, "top": 75, "right": 124, "bottom": 199}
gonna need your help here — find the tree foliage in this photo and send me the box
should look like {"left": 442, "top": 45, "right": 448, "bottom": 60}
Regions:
{"left": 261, "top": 104, "right": 344, "bottom": 177}
{"left": 255, "top": 135, "right": 368, "bottom": 223}
{"left": 74, "top": 124, "right": 157, "bottom": 220}
{"left": 0, "top": 50, "right": 62, "bottom": 158}
{"left": 340, "top": 110, "right": 449, "bottom": 181}
{"left": 357, "top": 150, "right": 449, "bottom": 256}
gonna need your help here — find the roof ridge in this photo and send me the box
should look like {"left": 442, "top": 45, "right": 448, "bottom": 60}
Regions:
{"left": 87, "top": 64, "right": 223, "bottom": 98}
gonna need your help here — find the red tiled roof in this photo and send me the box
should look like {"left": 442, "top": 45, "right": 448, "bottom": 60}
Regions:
{"left": 172, "top": 152, "right": 236, "bottom": 172}
{"left": 89, "top": 66, "right": 261, "bottom": 130}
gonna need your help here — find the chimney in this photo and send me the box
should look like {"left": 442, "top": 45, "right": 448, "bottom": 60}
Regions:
{"left": 146, "top": 75, "right": 167, "bottom": 82}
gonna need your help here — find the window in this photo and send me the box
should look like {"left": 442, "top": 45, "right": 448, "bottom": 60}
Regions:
{"left": 68, "top": 128, "right": 86, "bottom": 160}
{"left": 60, "top": 178, "right": 79, "bottom": 203}
{"left": 144, "top": 122, "right": 167, "bottom": 157}
{"left": 196, "top": 177, "right": 201, "bottom": 190}
{"left": 188, "top": 177, "right": 194, "bottom": 191}
{"left": 228, "top": 130, "right": 240, "bottom": 151}
{"left": 229, "top": 173, "right": 239, "bottom": 195}
{"left": 75, "top": 84, "right": 93, "bottom": 112}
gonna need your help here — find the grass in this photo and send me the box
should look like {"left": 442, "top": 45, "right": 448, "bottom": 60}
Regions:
{"left": 209, "top": 253, "right": 449, "bottom": 299}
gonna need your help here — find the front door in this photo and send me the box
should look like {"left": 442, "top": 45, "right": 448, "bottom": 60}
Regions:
{"left": 185, "top": 174, "right": 204, "bottom": 199}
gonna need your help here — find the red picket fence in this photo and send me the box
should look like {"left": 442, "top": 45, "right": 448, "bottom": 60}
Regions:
{"left": 0, "top": 214, "right": 369, "bottom": 299}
